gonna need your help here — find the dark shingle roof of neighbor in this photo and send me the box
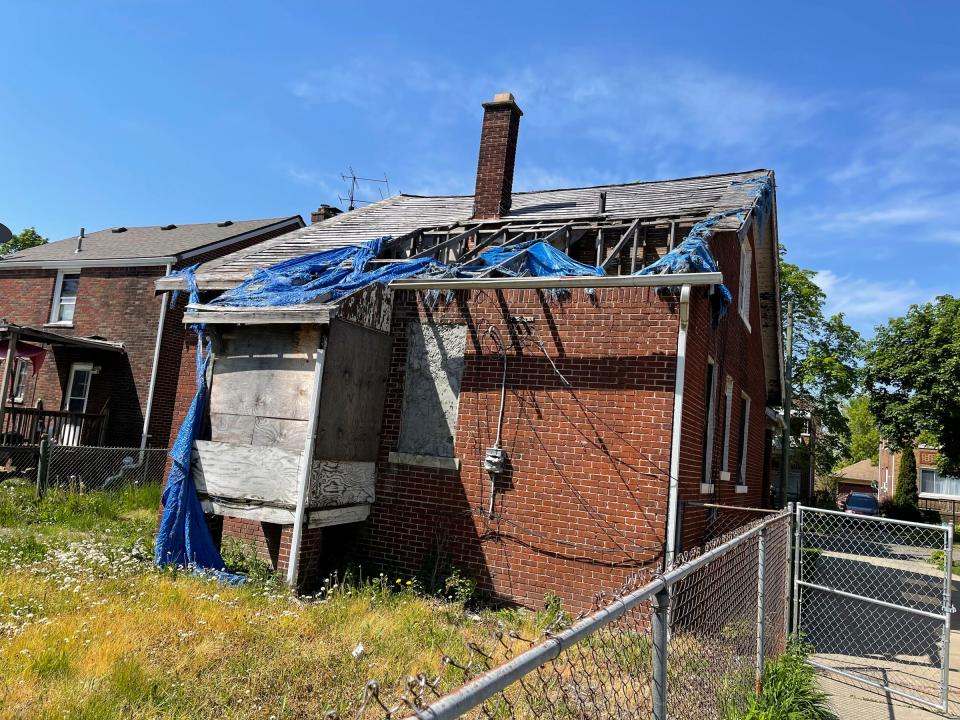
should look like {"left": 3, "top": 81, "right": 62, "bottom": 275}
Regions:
{"left": 0, "top": 217, "right": 301, "bottom": 263}
{"left": 191, "top": 169, "right": 772, "bottom": 284}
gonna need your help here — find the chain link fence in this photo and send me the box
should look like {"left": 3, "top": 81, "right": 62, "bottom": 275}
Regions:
{"left": 42, "top": 445, "right": 168, "bottom": 493}
{"left": 678, "top": 500, "right": 781, "bottom": 552}
{"left": 0, "top": 444, "right": 40, "bottom": 483}
{"left": 333, "top": 510, "right": 792, "bottom": 720}
{"left": 795, "top": 505, "right": 952, "bottom": 713}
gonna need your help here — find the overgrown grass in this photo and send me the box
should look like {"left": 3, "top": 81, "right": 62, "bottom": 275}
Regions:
{"left": 725, "top": 643, "right": 838, "bottom": 720}
{"left": 929, "top": 549, "right": 960, "bottom": 576}
{"left": 0, "top": 478, "right": 546, "bottom": 719}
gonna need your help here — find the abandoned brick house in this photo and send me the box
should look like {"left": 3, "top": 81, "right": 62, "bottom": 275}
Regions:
{"left": 0, "top": 217, "right": 303, "bottom": 451}
{"left": 159, "top": 93, "right": 784, "bottom": 610}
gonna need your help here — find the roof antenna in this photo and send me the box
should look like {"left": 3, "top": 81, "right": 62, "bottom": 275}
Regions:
{"left": 75, "top": 228, "right": 85, "bottom": 253}
{"left": 339, "top": 167, "right": 391, "bottom": 211}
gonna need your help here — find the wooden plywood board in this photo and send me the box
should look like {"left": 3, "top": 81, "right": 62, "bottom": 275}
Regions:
{"left": 210, "top": 326, "right": 319, "bottom": 422}
{"left": 308, "top": 460, "right": 376, "bottom": 508}
{"left": 192, "top": 440, "right": 301, "bottom": 508}
{"left": 337, "top": 283, "right": 394, "bottom": 333}
{"left": 251, "top": 416, "right": 308, "bottom": 451}
{"left": 306, "top": 504, "right": 370, "bottom": 528}
{"left": 200, "top": 499, "right": 369, "bottom": 528}
{"left": 314, "top": 320, "right": 392, "bottom": 461}
{"left": 210, "top": 413, "right": 256, "bottom": 445}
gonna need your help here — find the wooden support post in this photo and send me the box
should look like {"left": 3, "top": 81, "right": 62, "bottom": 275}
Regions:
{"left": 0, "top": 329, "right": 19, "bottom": 438}
{"left": 595, "top": 228, "right": 603, "bottom": 267}
{"left": 668, "top": 221, "right": 677, "bottom": 252}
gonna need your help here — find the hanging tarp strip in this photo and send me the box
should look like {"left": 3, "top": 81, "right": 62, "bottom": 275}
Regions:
{"left": 154, "top": 267, "right": 242, "bottom": 583}
{"left": 466, "top": 239, "right": 606, "bottom": 279}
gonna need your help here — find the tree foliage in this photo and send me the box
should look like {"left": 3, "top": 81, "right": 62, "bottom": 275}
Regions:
{"left": 0, "top": 227, "right": 48, "bottom": 256}
{"left": 780, "top": 247, "right": 864, "bottom": 476}
{"left": 844, "top": 395, "right": 880, "bottom": 465}
{"left": 865, "top": 295, "right": 960, "bottom": 475}
{"left": 894, "top": 447, "right": 919, "bottom": 508}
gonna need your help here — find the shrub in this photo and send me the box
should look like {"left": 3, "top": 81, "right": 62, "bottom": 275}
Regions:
{"left": 894, "top": 448, "right": 919, "bottom": 508}
{"left": 726, "top": 643, "right": 837, "bottom": 719}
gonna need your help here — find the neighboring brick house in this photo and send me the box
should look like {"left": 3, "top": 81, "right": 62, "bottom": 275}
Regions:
{"left": 830, "top": 458, "right": 878, "bottom": 501}
{"left": 879, "top": 441, "right": 960, "bottom": 503}
{"left": 0, "top": 216, "right": 303, "bottom": 449}
{"left": 160, "top": 93, "right": 784, "bottom": 609}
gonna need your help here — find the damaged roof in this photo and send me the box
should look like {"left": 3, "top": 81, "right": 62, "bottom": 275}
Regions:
{"left": 0, "top": 217, "right": 302, "bottom": 266}
{"left": 176, "top": 169, "right": 772, "bottom": 288}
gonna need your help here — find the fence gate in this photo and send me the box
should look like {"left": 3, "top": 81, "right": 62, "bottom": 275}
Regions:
{"left": 793, "top": 505, "right": 953, "bottom": 712}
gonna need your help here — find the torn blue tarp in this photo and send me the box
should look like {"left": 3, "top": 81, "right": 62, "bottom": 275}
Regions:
{"left": 636, "top": 176, "right": 773, "bottom": 322}
{"left": 154, "top": 268, "right": 242, "bottom": 583}
{"left": 208, "top": 236, "right": 445, "bottom": 308}
{"left": 467, "top": 239, "right": 606, "bottom": 279}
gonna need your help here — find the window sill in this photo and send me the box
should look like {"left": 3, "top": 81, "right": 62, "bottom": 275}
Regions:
{"left": 739, "top": 313, "right": 751, "bottom": 333}
{"left": 735, "top": 484, "right": 749, "bottom": 494}
{"left": 699, "top": 483, "right": 714, "bottom": 495}
{"left": 388, "top": 451, "right": 460, "bottom": 471}
{"left": 44, "top": 322, "right": 74, "bottom": 329}
{"left": 719, "top": 470, "right": 731, "bottom": 482}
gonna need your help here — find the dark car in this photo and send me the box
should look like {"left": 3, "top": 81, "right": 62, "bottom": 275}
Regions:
{"left": 844, "top": 491, "right": 879, "bottom": 516}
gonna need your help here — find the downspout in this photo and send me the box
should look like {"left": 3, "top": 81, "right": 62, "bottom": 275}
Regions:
{"left": 664, "top": 284, "right": 692, "bottom": 570}
{"left": 287, "top": 328, "right": 328, "bottom": 587}
{"left": 140, "top": 263, "right": 173, "bottom": 452}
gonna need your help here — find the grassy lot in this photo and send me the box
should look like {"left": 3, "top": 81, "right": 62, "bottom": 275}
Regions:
{"left": 0, "top": 478, "right": 544, "bottom": 719}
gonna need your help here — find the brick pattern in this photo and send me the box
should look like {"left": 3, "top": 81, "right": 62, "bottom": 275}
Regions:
{"left": 221, "top": 517, "right": 323, "bottom": 589}
{"left": 472, "top": 100, "right": 522, "bottom": 219}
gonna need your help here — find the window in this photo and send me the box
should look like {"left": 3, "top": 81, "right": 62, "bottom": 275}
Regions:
{"left": 720, "top": 376, "right": 734, "bottom": 476}
{"left": 64, "top": 363, "right": 93, "bottom": 413}
{"left": 50, "top": 271, "right": 80, "bottom": 324}
{"left": 397, "top": 321, "right": 467, "bottom": 458}
{"left": 920, "top": 468, "right": 960, "bottom": 498}
{"left": 738, "top": 240, "right": 753, "bottom": 328}
{"left": 11, "top": 358, "right": 30, "bottom": 403}
{"left": 701, "top": 359, "right": 717, "bottom": 484}
{"left": 736, "top": 393, "right": 751, "bottom": 486}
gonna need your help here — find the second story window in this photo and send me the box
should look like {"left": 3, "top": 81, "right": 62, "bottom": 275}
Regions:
{"left": 50, "top": 271, "right": 80, "bottom": 324}
{"left": 11, "top": 358, "right": 30, "bottom": 403}
{"left": 736, "top": 393, "right": 752, "bottom": 486}
{"left": 738, "top": 239, "right": 753, "bottom": 329}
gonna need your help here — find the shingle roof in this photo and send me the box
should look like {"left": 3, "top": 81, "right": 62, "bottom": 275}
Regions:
{"left": 191, "top": 169, "right": 771, "bottom": 284}
{"left": 0, "top": 217, "right": 300, "bottom": 264}
{"left": 832, "top": 458, "right": 879, "bottom": 483}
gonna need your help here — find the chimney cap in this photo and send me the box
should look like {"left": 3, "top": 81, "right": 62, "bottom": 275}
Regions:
{"left": 483, "top": 92, "right": 523, "bottom": 115}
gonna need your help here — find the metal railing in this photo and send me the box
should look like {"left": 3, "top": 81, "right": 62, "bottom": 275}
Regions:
{"left": 793, "top": 504, "right": 952, "bottom": 712}
{"left": 337, "top": 509, "right": 793, "bottom": 719}
{"left": 0, "top": 404, "right": 108, "bottom": 446}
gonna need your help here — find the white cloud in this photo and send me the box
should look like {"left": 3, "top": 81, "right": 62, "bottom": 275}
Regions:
{"left": 813, "top": 270, "right": 938, "bottom": 326}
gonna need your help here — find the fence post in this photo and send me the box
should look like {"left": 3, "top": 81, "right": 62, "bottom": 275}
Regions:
{"left": 755, "top": 526, "right": 767, "bottom": 694}
{"left": 785, "top": 502, "right": 795, "bottom": 640}
{"left": 791, "top": 504, "right": 802, "bottom": 636}
{"left": 652, "top": 586, "right": 670, "bottom": 720}
{"left": 941, "top": 521, "right": 953, "bottom": 713}
{"left": 35, "top": 437, "right": 49, "bottom": 499}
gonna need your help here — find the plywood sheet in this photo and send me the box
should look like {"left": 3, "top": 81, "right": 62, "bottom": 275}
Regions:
{"left": 192, "top": 440, "right": 301, "bottom": 508}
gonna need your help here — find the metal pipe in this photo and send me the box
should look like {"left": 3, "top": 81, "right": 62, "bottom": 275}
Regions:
{"left": 413, "top": 511, "right": 788, "bottom": 720}
{"left": 796, "top": 580, "right": 946, "bottom": 621}
{"left": 792, "top": 504, "right": 802, "bottom": 635}
{"left": 140, "top": 263, "right": 172, "bottom": 451}
{"left": 286, "top": 331, "right": 328, "bottom": 587}
{"left": 807, "top": 659, "right": 946, "bottom": 712}
{"left": 664, "top": 284, "right": 692, "bottom": 569}
{"left": 390, "top": 272, "right": 722, "bottom": 292}
{"left": 796, "top": 503, "right": 947, "bottom": 529}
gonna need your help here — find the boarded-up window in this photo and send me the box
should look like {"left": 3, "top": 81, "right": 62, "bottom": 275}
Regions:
{"left": 398, "top": 321, "right": 467, "bottom": 457}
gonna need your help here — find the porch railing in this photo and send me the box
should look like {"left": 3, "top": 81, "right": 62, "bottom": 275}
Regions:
{"left": 0, "top": 404, "right": 109, "bottom": 446}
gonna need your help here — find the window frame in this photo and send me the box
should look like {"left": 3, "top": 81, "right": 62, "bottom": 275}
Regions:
{"left": 49, "top": 270, "right": 80, "bottom": 325}
{"left": 736, "top": 392, "right": 751, "bottom": 487}
{"left": 11, "top": 357, "right": 31, "bottom": 403}
{"left": 919, "top": 468, "right": 960, "bottom": 499}
{"left": 738, "top": 238, "right": 753, "bottom": 330}
{"left": 720, "top": 376, "right": 734, "bottom": 476}
{"left": 701, "top": 357, "right": 717, "bottom": 486}
{"left": 64, "top": 362, "right": 94, "bottom": 414}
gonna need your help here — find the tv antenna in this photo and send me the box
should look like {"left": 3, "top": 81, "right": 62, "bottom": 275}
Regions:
{"left": 339, "top": 167, "right": 391, "bottom": 210}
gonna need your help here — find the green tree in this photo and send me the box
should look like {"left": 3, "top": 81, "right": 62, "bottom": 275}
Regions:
{"left": 865, "top": 295, "right": 960, "bottom": 475}
{"left": 780, "top": 247, "right": 864, "bottom": 476}
{"left": 0, "top": 227, "right": 48, "bottom": 256}
{"left": 844, "top": 395, "right": 880, "bottom": 465}
{"left": 894, "top": 447, "right": 919, "bottom": 508}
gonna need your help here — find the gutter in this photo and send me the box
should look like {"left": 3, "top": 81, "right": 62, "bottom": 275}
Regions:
{"left": 664, "top": 284, "right": 692, "bottom": 569}
{"left": 140, "top": 263, "right": 172, "bottom": 451}
{"left": 389, "top": 272, "right": 721, "bottom": 291}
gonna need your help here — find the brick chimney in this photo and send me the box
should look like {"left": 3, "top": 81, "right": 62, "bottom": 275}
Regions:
{"left": 472, "top": 93, "right": 523, "bottom": 220}
{"left": 311, "top": 204, "right": 342, "bottom": 223}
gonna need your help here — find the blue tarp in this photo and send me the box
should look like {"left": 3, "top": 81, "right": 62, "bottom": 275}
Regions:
{"left": 467, "top": 239, "right": 606, "bottom": 279}
{"left": 154, "top": 269, "right": 241, "bottom": 582}
{"left": 209, "top": 237, "right": 445, "bottom": 308}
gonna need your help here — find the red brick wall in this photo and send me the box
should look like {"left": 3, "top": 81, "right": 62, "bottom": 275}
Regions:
{"left": 359, "top": 286, "right": 679, "bottom": 611}
{"left": 677, "top": 228, "right": 773, "bottom": 548}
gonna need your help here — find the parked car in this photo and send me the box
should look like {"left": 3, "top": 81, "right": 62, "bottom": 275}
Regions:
{"left": 844, "top": 491, "right": 879, "bottom": 516}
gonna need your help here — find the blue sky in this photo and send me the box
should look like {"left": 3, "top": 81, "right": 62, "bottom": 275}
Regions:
{"left": 2, "top": 1, "right": 958, "bottom": 336}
